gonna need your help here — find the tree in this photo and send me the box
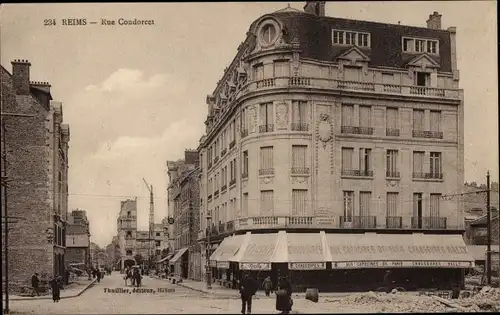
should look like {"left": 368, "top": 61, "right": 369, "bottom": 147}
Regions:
{"left": 134, "top": 254, "right": 144, "bottom": 265}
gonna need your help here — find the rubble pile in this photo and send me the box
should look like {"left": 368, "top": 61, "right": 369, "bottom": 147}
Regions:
{"left": 457, "top": 286, "right": 500, "bottom": 312}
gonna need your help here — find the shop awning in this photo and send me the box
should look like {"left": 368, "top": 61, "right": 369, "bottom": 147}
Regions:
{"left": 209, "top": 236, "right": 232, "bottom": 268}
{"left": 169, "top": 247, "right": 188, "bottom": 264}
{"left": 157, "top": 252, "right": 175, "bottom": 263}
{"left": 210, "top": 234, "right": 245, "bottom": 269}
{"left": 284, "top": 232, "right": 327, "bottom": 270}
{"left": 230, "top": 232, "right": 278, "bottom": 270}
{"left": 326, "top": 233, "right": 475, "bottom": 269}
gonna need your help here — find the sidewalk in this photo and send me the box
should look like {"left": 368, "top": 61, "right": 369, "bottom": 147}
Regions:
{"left": 2, "top": 277, "right": 98, "bottom": 301}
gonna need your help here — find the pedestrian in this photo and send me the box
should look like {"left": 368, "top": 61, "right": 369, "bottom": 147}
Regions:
{"left": 239, "top": 273, "right": 257, "bottom": 314}
{"left": 134, "top": 268, "right": 142, "bottom": 287}
{"left": 275, "top": 276, "right": 292, "bottom": 314}
{"left": 31, "top": 272, "right": 40, "bottom": 297}
{"left": 384, "top": 270, "right": 392, "bottom": 293}
{"left": 50, "top": 275, "right": 61, "bottom": 303}
{"left": 262, "top": 276, "right": 272, "bottom": 297}
{"left": 96, "top": 269, "right": 101, "bottom": 283}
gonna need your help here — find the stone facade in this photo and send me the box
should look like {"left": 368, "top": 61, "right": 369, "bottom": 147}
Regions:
{"left": 1, "top": 60, "right": 70, "bottom": 292}
{"left": 116, "top": 198, "right": 138, "bottom": 269}
{"left": 65, "top": 210, "right": 90, "bottom": 267}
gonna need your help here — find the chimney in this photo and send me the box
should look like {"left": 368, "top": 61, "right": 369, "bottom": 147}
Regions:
{"left": 30, "top": 81, "right": 51, "bottom": 94}
{"left": 426, "top": 11, "right": 442, "bottom": 30}
{"left": 304, "top": 1, "right": 326, "bottom": 17}
{"left": 11, "top": 59, "right": 31, "bottom": 95}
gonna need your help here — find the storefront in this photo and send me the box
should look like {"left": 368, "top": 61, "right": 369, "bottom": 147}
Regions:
{"left": 170, "top": 247, "right": 189, "bottom": 279}
{"left": 209, "top": 235, "right": 245, "bottom": 287}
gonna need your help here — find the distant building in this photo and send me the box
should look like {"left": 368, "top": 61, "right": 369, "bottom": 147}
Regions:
{"left": 89, "top": 242, "right": 107, "bottom": 268}
{"left": 116, "top": 199, "right": 138, "bottom": 269}
{"left": 463, "top": 183, "right": 499, "bottom": 222}
{"left": 1, "top": 59, "right": 70, "bottom": 291}
{"left": 65, "top": 210, "right": 91, "bottom": 268}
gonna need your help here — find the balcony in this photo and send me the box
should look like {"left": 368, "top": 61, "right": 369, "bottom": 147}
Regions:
{"left": 338, "top": 80, "right": 375, "bottom": 91}
{"left": 256, "top": 78, "right": 275, "bottom": 88}
{"left": 411, "top": 216, "right": 447, "bottom": 229}
{"left": 229, "top": 178, "right": 236, "bottom": 187}
{"left": 214, "top": 156, "right": 219, "bottom": 164}
{"left": 226, "top": 220, "right": 234, "bottom": 232}
{"left": 341, "top": 126, "right": 374, "bottom": 135}
{"left": 286, "top": 216, "right": 314, "bottom": 227}
{"left": 339, "top": 216, "right": 377, "bottom": 229}
{"left": 221, "top": 148, "right": 227, "bottom": 157}
{"left": 412, "top": 130, "right": 443, "bottom": 139}
{"left": 241, "top": 129, "right": 248, "bottom": 138}
{"left": 229, "top": 140, "right": 236, "bottom": 149}
{"left": 259, "top": 168, "right": 275, "bottom": 176}
{"left": 386, "top": 216, "right": 403, "bottom": 229}
{"left": 289, "top": 77, "right": 311, "bottom": 86}
{"left": 221, "top": 184, "right": 227, "bottom": 193}
{"left": 291, "top": 122, "right": 309, "bottom": 131}
{"left": 292, "top": 167, "right": 310, "bottom": 175}
{"left": 413, "top": 172, "right": 443, "bottom": 180}
{"left": 410, "top": 86, "right": 445, "bottom": 97}
{"left": 242, "top": 172, "right": 248, "bottom": 179}
{"left": 341, "top": 169, "right": 374, "bottom": 177}
{"left": 259, "top": 124, "right": 274, "bottom": 133}
{"left": 214, "top": 190, "right": 219, "bottom": 198}
{"left": 386, "top": 171, "right": 400, "bottom": 178}
{"left": 386, "top": 128, "right": 400, "bottom": 136}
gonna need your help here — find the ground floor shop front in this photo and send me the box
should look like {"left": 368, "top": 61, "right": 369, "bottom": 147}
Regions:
{"left": 206, "top": 231, "right": 474, "bottom": 292}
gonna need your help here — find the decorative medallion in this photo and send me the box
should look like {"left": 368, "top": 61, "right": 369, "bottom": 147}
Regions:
{"left": 291, "top": 176, "right": 308, "bottom": 184}
{"left": 317, "top": 113, "right": 332, "bottom": 144}
{"left": 275, "top": 102, "right": 288, "bottom": 130}
{"left": 260, "top": 177, "right": 274, "bottom": 185}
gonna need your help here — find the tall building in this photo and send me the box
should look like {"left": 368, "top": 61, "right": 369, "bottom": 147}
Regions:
{"left": 65, "top": 210, "right": 91, "bottom": 268}
{"left": 1, "top": 59, "right": 70, "bottom": 292}
{"left": 166, "top": 150, "right": 201, "bottom": 279}
{"left": 198, "top": 2, "right": 472, "bottom": 291}
{"left": 117, "top": 198, "right": 138, "bottom": 269}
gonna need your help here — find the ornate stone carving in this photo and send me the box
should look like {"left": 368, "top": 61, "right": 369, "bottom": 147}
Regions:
{"left": 338, "top": 63, "right": 344, "bottom": 74}
{"left": 260, "top": 177, "right": 274, "bottom": 185}
{"left": 247, "top": 105, "right": 257, "bottom": 133}
{"left": 292, "top": 59, "right": 300, "bottom": 76}
{"left": 386, "top": 180, "right": 399, "bottom": 188}
{"left": 275, "top": 102, "right": 288, "bottom": 130}
{"left": 291, "top": 176, "right": 308, "bottom": 184}
{"left": 317, "top": 113, "right": 333, "bottom": 145}
{"left": 242, "top": 179, "right": 248, "bottom": 188}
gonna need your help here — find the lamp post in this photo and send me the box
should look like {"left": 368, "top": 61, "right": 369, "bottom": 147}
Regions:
{"left": 206, "top": 214, "right": 212, "bottom": 290}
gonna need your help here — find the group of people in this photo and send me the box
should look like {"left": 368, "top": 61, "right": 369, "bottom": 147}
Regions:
{"left": 123, "top": 267, "right": 143, "bottom": 287}
{"left": 31, "top": 272, "right": 64, "bottom": 303}
{"left": 238, "top": 273, "right": 293, "bottom": 315}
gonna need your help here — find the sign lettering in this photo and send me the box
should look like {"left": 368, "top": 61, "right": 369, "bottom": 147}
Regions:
{"left": 333, "top": 260, "right": 473, "bottom": 269}
{"left": 288, "top": 262, "right": 326, "bottom": 270}
{"left": 245, "top": 244, "right": 275, "bottom": 256}
{"left": 329, "top": 245, "right": 469, "bottom": 255}
{"left": 217, "top": 261, "right": 230, "bottom": 269}
{"left": 239, "top": 262, "right": 271, "bottom": 270}
{"left": 288, "top": 245, "right": 323, "bottom": 255}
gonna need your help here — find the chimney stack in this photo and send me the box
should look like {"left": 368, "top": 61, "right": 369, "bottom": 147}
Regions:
{"left": 426, "top": 11, "right": 442, "bottom": 30}
{"left": 11, "top": 59, "right": 31, "bottom": 95}
{"left": 304, "top": 1, "right": 326, "bottom": 17}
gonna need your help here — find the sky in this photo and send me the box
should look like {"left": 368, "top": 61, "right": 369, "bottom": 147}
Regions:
{"left": 1, "top": 1, "right": 497, "bottom": 247}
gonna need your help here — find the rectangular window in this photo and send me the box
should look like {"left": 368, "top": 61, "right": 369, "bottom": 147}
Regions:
{"left": 386, "top": 107, "right": 398, "bottom": 130}
{"left": 292, "top": 189, "right": 308, "bottom": 216}
{"left": 403, "top": 38, "right": 414, "bottom": 52}
{"left": 416, "top": 72, "right": 429, "bottom": 86}
{"left": 253, "top": 63, "right": 264, "bottom": 81}
{"left": 415, "top": 39, "right": 426, "bottom": 52}
{"left": 343, "top": 191, "right": 354, "bottom": 222}
{"left": 230, "top": 160, "right": 234, "bottom": 181}
{"left": 359, "top": 148, "right": 372, "bottom": 172}
{"left": 242, "top": 193, "right": 249, "bottom": 217}
{"left": 430, "top": 111, "right": 441, "bottom": 132}
{"left": 341, "top": 105, "right": 354, "bottom": 126}
{"left": 291, "top": 100, "right": 308, "bottom": 124}
{"left": 341, "top": 147, "right": 353, "bottom": 171}
{"left": 430, "top": 194, "right": 441, "bottom": 217}
{"left": 358, "top": 33, "right": 369, "bottom": 47}
{"left": 241, "top": 108, "right": 246, "bottom": 132}
{"left": 345, "top": 31, "right": 356, "bottom": 45}
{"left": 386, "top": 192, "right": 398, "bottom": 217}
{"left": 359, "top": 106, "right": 371, "bottom": 127}
{"left": 427, "top": 40, "right": 438, "bottom": 54}
{"left": 413, "top": 109, "right": 425, "bottom": 131}
{"left": 221, "top": 131, "right": 225, "bottom": 150}
{"left": 260, "top": 190, "right": 274, "bottom": 216}
{"left": 259, "top": 102, "right": 273, "bottom": 131}
{"left": 386, "top": 150, "right": 398, "bottom": 176}
{"left": 359, "top": 191, "right": 372, "bottom": 217}
{"left": 274, "top": 60, "right": 290, "bottom": 77}
{"left": 242, "top": 151, "right": 248, "bottom": 176}
{"left": 233, "top": 158, "right": 237, "bottom": 180}
{"left": 292, "top": 145, "right": 307, "bottom": 169}
{"left": 259, "top": 146, "right": 274, "bottom": 174}
{"left": 413, "top": 151, "right": 425, "bottom": 174}
{"left": 430, "top": 152, "right": 442, "bottom": 177}
{"left": 333, "top": 30, "right": 344, "bottom": 44}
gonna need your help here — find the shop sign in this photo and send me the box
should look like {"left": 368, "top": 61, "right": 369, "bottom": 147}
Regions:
{"left": 217, "top": 261, "right": 230, "bottom": 269}
{"left": 333, "top": 260, "right": 473, "bottom": 269}
{"left": 288, "top": 262, "right": 326, "bottom": 270}
{"left": 239, "top": 262, "right": 271, "bottom": 270}
{"left": 209, "top": 260, "right": 217, "bottom": 267}
{"left": 329, "top": 244, "right": 468, "bottom": 256}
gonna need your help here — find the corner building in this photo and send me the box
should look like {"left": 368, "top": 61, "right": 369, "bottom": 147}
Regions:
{"left": 198, "top": 2, "right": 473, "bottom": 292}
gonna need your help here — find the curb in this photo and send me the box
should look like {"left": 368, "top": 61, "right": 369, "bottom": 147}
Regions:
{"left": 176, "top": 282, "right": 239, "bottom": 299}
{"left": 5, "top": 279, "right": 98, "bottom": 301}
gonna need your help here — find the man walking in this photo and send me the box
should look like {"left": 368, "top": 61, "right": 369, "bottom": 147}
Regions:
{"left": 262, "top": 276, "right": 272, "bottom": 297}
{"left": 239, "top": 273, "right": 257, "bottom": 314}
{"left": 31, "top": 272, "right": 40, "bottom": 297}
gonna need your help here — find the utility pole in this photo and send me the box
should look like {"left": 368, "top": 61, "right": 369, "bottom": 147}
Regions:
{"left": 486, "top": 170, "right": 491, "bottom": 285}
{"left": 142, "top": 178, "right": 154, "bottom": 270}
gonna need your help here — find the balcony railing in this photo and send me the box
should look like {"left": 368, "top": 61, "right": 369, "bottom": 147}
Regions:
{"left": 292, "top": 167, "right": 310, "bottom": 175}
{"left": 214, "top": 156, "right": 219, "bottom": 164}
{"left": 386, "top": 216, "right": 403, "bottom": 229}
{"left": 259, "top": 168, "right": 275, "bottom": 176}
{"left": 256, "top": 78, "right": 275, "bottom": 88}
{"left": 221, "top": 184, "right": 227, "bottom": 192}
{"left": 410, "top": 86, "right": 445, "bottom": 97}
{"left": 412, "top": 130, "right": 443, "bottom": 139}
{"left": 226, "top": 220, "right": 234, "bottom": 232}
{"left": 386, "top": 128, "right": 400, "bottom": 136}
{"left": 241, "top": 129, "right": 248, "bottom": 138}
{"left": 214, "top": 190, "right": 219, "bottom": 198}
{"left": 229, "top": 140, "right": 236, "bottom": 149}
{"left": 413, "top": 172, "right": 443, "bottom": 180}
{"left": 341, "top": 126, "right": 374, "bottom": 135}
{"left": 339, "top": 216, "right": 377, "bottom": 228}
{"left": 411, "top": 216, "right": 447, "bottom": 229}
{"left": 341, "top": 169, "right": 374, "bottom": 177}
{"left": 286, "top": 216, "right": 314, "bottom": 227}
{"left": 229, "top": 178, "right": 236, "bottom": 186}
{"left": 338, "top": 80, "right": 375, "bottom": 91}
{"left": 291, "top": 122, "right": 309, "bottom": 131}
{"left": 259, "top": 124, "right": 274, "bottom": 133}
{"left": 221, "top": 148, "right": 227, "bottom": 157}
{"left": 386, "top": 171, "right": 400, "bottom": 178}
{"left": 242, "top": 172, "right": 248, "bottom": 179}
{"left": 289, "top": 77, "right": 311, "bottom": 86}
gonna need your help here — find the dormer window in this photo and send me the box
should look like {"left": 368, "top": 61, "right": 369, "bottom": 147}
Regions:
{"left": 332, "top": 29, "right": 371, "bottom": 48}
{"left": 402, "top": 37, "right": 439, "bottom": 55}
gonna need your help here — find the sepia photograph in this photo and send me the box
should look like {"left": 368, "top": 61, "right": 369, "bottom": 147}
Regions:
{"left": 0, "top": 1, "right": 498, "bottom": 314}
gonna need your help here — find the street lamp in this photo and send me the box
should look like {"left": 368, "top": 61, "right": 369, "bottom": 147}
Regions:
{"left": 206, "top": 213, "right": 212, "bottom": 290}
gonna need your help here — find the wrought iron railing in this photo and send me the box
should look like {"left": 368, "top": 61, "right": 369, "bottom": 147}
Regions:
{"left": 226, "top": 220, "right": 234, "bottom": 232}
{"left": 386, "top": 128, "right": 400, "bottom": 136}
{"left": 341, "top": 169, "right": 374, "bottom": 177}
{"left": 411, "top": 216, "right": 447, "bottom": 229}
{"left": 339, "top": 216, "right": 377, "bottom": 228}
{"left": 386, "top": 216, "right": 403, "bottom": 229}
{"left": 214, "top": 156, "right": 219, "bottom": 164}
{"left": 214, "top": 190, "right": 219, "bottom": 198}
{"left": 413, "top": 172, "right": 443, "bottom": 180}
{"left": 259, "top": 168, "right": 275, "bottom": 176}
{"left": 412, "top": 130, "right": 443, "bottom": 139}
{"left": 386, "top": 171, "right": 400, "bottom": 178}
{"left": 291, "top": 167, "right": 310, "bottom": 175}
{"left": 291, "top": 122, "right": 309, "bottom": 131}
{"left": 259, "top": 124, "right": 274, "bottom": 133}
{"left": 221, "top": 184, "right": 227, "bottom": 192}
{"left": 341, "top": 126, "right": 374, "bottom": 135}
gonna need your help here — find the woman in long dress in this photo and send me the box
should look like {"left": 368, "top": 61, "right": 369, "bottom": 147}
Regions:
{"left": 50, "top": 276, "right": 61, "bottom": 303}
{"left": 275, "top": 276, "right": 292, "bottom": 314}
